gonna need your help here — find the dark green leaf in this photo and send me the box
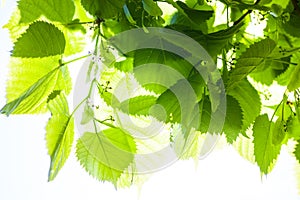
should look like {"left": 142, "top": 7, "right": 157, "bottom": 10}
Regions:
{"left": 170, "top": 1, "right": 213, "bottom": 27}
{"left": 134, "top": 48, "right": 193, "bottom": 94}
{"left": 12, "top": 21, "right": 66, "bottom": 58}
{"left": 142, "top": 0, "right": 163, "bottom": 16}
{"left": 155, "top": 78, "right": 201, "bottom": 130}
{"left": 223, "top": 95, "right": 243, "bottom": 143}
{"left": 282, "top": 14, "right": 300, "bottom": 38}
{"left": 182, "top": 21, "right": 244, "bottom": 58}
{"left": 81, "top": 0, "right": 125, "bottom": 19}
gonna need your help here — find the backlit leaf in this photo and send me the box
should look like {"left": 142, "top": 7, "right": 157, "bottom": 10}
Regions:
{"left": 295, "top": 141, "right": 300, "bottom": 164}
{"left": 18, "top": 0, "right": 75, "bottom": 23}
{"left": 76, "top": 128, "right": 136, "bottom": 185}
{"left": 228, "top": 79, "right": 261, "bottom": 132}
{"left": 81, "top": 0, "right": 125, "bottom": 19}
{"left": 223, "top": 95, "right": 243, "bottom": 143}
{"left": 253, "top": 114, "right": 281, "bottom": 174}
{"left": 119, "top": 95, "right": 157, "bottom": 116}
{"left": 142, "top": 0, "right": 163, "bottom": 17}
{"left": 1, "top": 56, "right": 71, "bottom": 115}
{"left": 12, "top": 21, "right": 66, "bottom": 58}
{"left": 46, "top": 92, "right": 74, "bottom": 181}
{"left": 227, "top": 38, "right": 277, "bottom": 90}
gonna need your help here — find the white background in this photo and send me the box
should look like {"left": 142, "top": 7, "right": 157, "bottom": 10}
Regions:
{"left": 0, "top": 1, "right": 299, "bottom": 200}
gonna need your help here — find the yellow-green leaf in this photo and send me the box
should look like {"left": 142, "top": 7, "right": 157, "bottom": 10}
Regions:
{"left": 46, "top": 92, "right": 74, "bottom": 181}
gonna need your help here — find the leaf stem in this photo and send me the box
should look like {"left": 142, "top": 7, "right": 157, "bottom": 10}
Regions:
{"left": 94, "top": 118, "right": 116, "bottom": 128}
{"left": 70, "top": 79, "right": 97, "bottom": 117}
{"left": 61, "top": 54, "right": 91, "bottom": 66}
{"left": 64, "top": 21, "right": 95, "bottom": 26}
{"left": 266, "top": 59, "right": 298, "bottom": 66}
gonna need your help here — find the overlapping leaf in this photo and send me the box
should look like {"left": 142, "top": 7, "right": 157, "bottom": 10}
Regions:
{"left": 142, "top": 0, "right": 163, "bottom": 17}
{"left": 46, "top": 92, "right": 74, "bottom": 181}
{"left": 0, "top": 56, "right": 71, "bottom": 115}
{"left": 12, "top": 21, "right": 66, "bottom": 58}
{"left": 81, "top": 0, "right": 125, "bottom": 19}
{"left": 227, "top": 38, "right": 277, "bottom": 90}
{"left": 18, "top": 0, "right": 75, "bottom": 23}
{"left": 170, "top": 1, "right": 213, "bottom": 28}
{"left": 133, "top": 48, "right": 194, "bottom": 94}
{"left": 228, "top": 79, "right": 261, "bottom": 132}
{"left": 253, "top": 114, "right": 281, "bottom": 174}
{"left": 76, "top": 128, "right": 136, "bottom": 185}
{"left": 1, "top": 57, "right": 72, "bottom": 115}
{"left": 119, "top": 95, "right": 157, "bottom": 116}
{"left": 223, "top": 95, "right": 243, "bottom": 143}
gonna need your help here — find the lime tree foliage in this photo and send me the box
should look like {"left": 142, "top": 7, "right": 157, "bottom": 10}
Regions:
{"left": 2, "top": 0, "right": 300, "bottom": 188}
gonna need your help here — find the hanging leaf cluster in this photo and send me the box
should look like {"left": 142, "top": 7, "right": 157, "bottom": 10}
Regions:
{"left": 1, "top": 0, "right": 300, "bottom": 191}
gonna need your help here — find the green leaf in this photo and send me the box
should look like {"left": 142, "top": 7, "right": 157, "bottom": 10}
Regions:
{"left": 134, "top": 48, "right": 193, "bottom": 94}
{"left": 142, "top": 0, "right": 163, "bottom": 17}
{"left": 123, "top": 4, "right": 137, "bottom": 25}
{"left": 171, "top": 125, "right": 203, "bottom": 160}
{"left": 253, "top": 114, "right": 281, "bottom": 174}
{"left": 155, "top": 78, "right": 201, "bottom": 130}
{"left": 170, "top": 1, "right": 213, "bottom": 26}
{"left": 261, "top": 0, "right": 290, "bottom": 9}
{"left": 81, "top": 0, "right": 125, "bottom": 19}
{"left": 223, "top": 95, "right": 243, "bottom": 143}
{"left": 119, "top": 95, "right": 157, "bottom": 116}
{"left": 81, "top": 104, "right": 94, "bottom": 125}
{"left": 271, "top": 117, "right": 287, "bottom": 145}
{"left": 287, "top": 116, "right": 300, "bottom": 140}
{"left": 250, "top": 59, "right": 288, "bottom": 86}
{"left": 76, "top": 128, "right": 136, "bottom": 185}
{"left": 287, "top": 64, "right": 300, "bottom": 92}
{"left": 233, "top": 135, "right": 255, "bottom": 164}
{"left": 114, "top": 57, "right": 134, "bottom": 72}
{"left": 227, "top": 38, "right": 277, "bottom": 90}
{"left": 12, "top": 21, "right": 66, "bottom": 58}
{"left": 228, "top": 79, "right": 261, "bottom": 132}
{"left": 198, "top": 96, "right": 212, "bottom": 133}
{"left": 1, "top": 57, "right": 71, "bottom": 115}
{"left": 3, "top": 9, "right": 29, "bottom": 42}
{"left": 46, "top": 92, "right": 74, "bottom": 181}
{"left": 100, "top": 39, "right": 116, "bottom": 67}
{"left": 182, "top": 21, "right": 244, "bottom": 58}
{"left": 18, "top": 0, "right": 75, "bottom": 23}
{"left": 282, "top": 14, "right": 300, "bottom": 38}
{"left": 295, "top": 141, "right": 300, "bottom": 164}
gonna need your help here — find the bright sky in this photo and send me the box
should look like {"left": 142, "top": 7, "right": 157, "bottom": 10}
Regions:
{"left": 0, "top": 1, "right": 299, "bottom": 200}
